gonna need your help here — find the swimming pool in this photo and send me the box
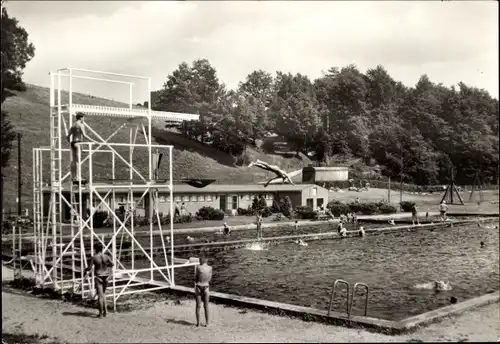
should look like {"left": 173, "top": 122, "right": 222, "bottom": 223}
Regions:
{"left": 171, "top": 223, "right": 499, "bottom": 321}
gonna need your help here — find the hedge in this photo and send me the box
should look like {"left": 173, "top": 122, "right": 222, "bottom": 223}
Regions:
{"left": 196, "top": 206, "right": 225, "bottom": 221}
{"left": 326, "top": 201, "right": 397, "bottom": 216}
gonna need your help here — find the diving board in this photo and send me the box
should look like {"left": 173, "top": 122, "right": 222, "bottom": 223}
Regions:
{"left": 61, "top": 104, "right": 199, "bottom": 123}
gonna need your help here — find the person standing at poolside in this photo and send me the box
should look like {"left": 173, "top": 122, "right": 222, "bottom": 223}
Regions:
{"left": 411, "top": 204, "right": 420, "bottom": 225}
{"left": 83, "top": 243, "right": 113, "bottom": 318}
{"left": 194, "top": 256, "right": 212, "bottom": 327}
{"left": 439, "top": 201, "right": 449, "bottom": 222}
{"left": 255, "top": 213, "right": 263, "bottom": 240}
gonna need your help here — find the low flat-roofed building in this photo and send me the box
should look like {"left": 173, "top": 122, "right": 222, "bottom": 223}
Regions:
{"left": 41, "top": 183, "right": 329, "bottom": 219}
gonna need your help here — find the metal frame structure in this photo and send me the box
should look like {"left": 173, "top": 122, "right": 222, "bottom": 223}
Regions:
{"left": 32, "top": 68, "right": 200, "bottom": 310}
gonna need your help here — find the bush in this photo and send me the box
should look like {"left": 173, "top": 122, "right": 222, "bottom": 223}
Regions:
{"left": 261, "top": 139, "right": 275, "bottom": 153}
{"left": 91, "top": 211, "right": 109, "bottom": 228}
{"left": 400, "top": 201, "right": 416, "bottom": 212}
{"left": 355, "top": 202, "right": 379, "bottom": 215}
{"left": 238, "top": 206, "right": 256, "bottom": 216}
{"left": 270, "top": 200, "right": 281, "bottom": 214}
{"left": 174, "top": 215, "right": 192, "bottom": 224}
{"left": 294, "top": 206, "right": 317, "bottom": 220}
{"left": 377, "top": 202, "right": 397, "bottom": 214}
{"left": 251, "top": 195, "right": 268, "bottom": 212}
{"left": 279, "top": 196, "right": 293, "bottom": 217}
{"left": 326, "top": 201, "right": 350, "bottom": 217}
{"left": 261, "top": 207, "right": 272, "bottom": 218}
{"left": 196, "top": 206, "right": 225, "bottom": 221}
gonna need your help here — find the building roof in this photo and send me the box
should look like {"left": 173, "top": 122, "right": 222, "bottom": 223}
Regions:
{"left": 43, "top": 183, "right": 321, "bottom": 194}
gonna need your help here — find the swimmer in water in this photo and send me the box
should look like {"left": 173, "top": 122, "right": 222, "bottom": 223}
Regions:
{"left": 359, "top": 226, "right": 365, "bottom": 237}
{"left": 296, "top": 239, "right": 307, "bottom": 246}
{"left": 194, "top": 256, "right": 212, "bottom": 327}
{"left": 480, "top": 241, "right": 485, "bottom": 248}
{"left": 83, "top": 243, "right": 113, "bottom": 318}
{"left": 388, "top": 217, "right": 395, "bottom": 226}
{"left": 294, "top": 220, "right": 299, "bottom": 231}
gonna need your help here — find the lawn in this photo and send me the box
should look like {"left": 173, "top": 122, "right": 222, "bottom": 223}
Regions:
{"left": 329, "top": 187, "right": 499, "bottom": 213}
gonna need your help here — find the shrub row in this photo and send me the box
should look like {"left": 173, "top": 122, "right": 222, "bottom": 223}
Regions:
{"left": 91, "top": 210, "right": 193, "bottom": 228}
{"left": 196, "top": 206, "right": 225, "bottom": 221}
{"left": 326, "top": 201, "right": 397, "bottom": 216}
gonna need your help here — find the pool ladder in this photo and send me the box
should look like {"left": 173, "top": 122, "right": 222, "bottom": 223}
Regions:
{"left": 327, "top": 279, "right": 369, "bottom": 319}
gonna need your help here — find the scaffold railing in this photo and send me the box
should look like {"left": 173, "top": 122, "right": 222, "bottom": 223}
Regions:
{"left": 32, "top": 68, "right": 200, "bottom": 310}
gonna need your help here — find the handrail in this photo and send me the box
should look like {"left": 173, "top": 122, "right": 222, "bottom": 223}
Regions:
{"left": 350, "top": 282, "right": 369, "bottom": 317}
{"left": 328, "top": 279, "right": 350, "bottom": 316}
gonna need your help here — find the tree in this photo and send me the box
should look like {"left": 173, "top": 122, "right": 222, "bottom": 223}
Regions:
{"left": 269, "top": 72, "right": 321, "bottom": 156}
{"left": 279, "top": 196, "right": 293, "bottom": 217}
{"left": 1, "top": 6, "right": 35, "bottom": 225}
{"left": 0, "top": 111, "right": 16, "bottom": 173}
{"left": 1, "top": 7, "right": 36, "bottom": 102}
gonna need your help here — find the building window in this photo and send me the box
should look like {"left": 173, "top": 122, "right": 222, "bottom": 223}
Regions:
{"left": 182, "top": 195, "right": 189, "bottom": 202}
{"left": 206, "top": 195, "right": 212, "bottom": 201}
{"left": 198, "top": 195, "right": 205, "bottom": 202}
{"left": 317, "top": 198, "right": 324, "bottom": 209}
{"left": 231, "top": 195, "right": 238, "bottom": 210}
{"left": 245, "top": 194, "right": 250, "bottom": 201}
{"left": 190, "top": 195, "right": 197, "bottom": 202}
{"left": 312, "top": 187, "right": 317, "bottom": 196}
{"left": 306, "top": 198, "right": 314, "bottom": 209}
{"left": 174, "top": 195, "right": 181, "bottom": 202}
{"left": 167, "top": 195, "right": 171, "bottom": 202}
{"left": 159, "top": 195, "right": 166, "bottom": 203}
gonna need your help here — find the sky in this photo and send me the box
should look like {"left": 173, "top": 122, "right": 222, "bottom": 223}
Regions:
{"left": 4, "top": 1, "right": 499, "bottom": 104}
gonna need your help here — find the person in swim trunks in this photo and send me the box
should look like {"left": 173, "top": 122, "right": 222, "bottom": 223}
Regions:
{"left": 411, "top": 204, "right": 420, "bottom": 225}
{"left": 194, "top": 256, "right": 212, "bottom": 327}
{"left": 84, "top": 242, "right": 113, "bottom": 318}
{"left": 66, "top": 112, "right": 96, "bottom": 182}
{"left": 439, "top": 201, "right": 449, "bottom": 222}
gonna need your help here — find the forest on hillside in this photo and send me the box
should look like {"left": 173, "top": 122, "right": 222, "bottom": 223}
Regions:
{"left": 151, "top": 59, "right": 499, "bottom": 186}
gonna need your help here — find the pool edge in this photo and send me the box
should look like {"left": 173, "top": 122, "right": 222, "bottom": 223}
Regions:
{"left": 166, "top": 285, "right": 499, "bottom": 335}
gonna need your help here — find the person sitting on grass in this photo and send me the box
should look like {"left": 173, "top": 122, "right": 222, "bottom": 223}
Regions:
{"left": 223, "top": 222, "right": 231, "bottom": 236}
{"left": 337, "top": 221, "right": 344, "bottom": 234}
{"left": 248, "top": 160, "right": 295, "bottom": 187}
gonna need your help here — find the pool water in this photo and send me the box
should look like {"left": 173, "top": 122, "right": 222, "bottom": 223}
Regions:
{"left": 171, "top": 223, "right": 499, "bottom": 321}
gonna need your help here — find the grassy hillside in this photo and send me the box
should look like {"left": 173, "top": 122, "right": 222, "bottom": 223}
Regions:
{"left": 1, "top": 85, "right": 311, "bottom": 211}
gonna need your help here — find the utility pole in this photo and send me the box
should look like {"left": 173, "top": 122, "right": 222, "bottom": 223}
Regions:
{"left": 388, "top": 176, "right": 391, "bottom": 203}
{"left": 17, "top": 132, "right": 22, "bottom": 216}
{"left": 399, "top": 145, "right": 403, "bottom": 204}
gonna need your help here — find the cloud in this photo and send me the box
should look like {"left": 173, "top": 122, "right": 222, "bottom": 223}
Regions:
{"left": 6, "top": 1, "right": 499, "bottom": 102}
